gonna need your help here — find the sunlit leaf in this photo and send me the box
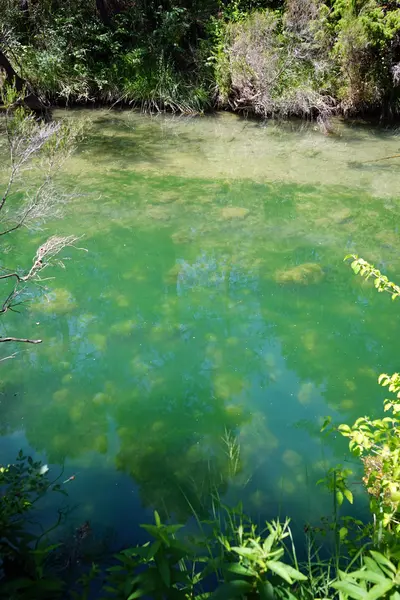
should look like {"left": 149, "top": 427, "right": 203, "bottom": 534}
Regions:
{"left": 344, "top": 489, "right": 353, "bottom": 504}
{"left": 332, "top": 580, "right": 368, "bottom": 599}
{"left": 369, "top": 552, "right": 396, "bottom": 574}
{"left": 266, "top": 560, "right": 306, "bottom": 583}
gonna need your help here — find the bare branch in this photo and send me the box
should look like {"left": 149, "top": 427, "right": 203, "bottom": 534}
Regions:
{"left": 0, "top": 351, "right": 19, "bottom": 362}
{"left": 0, "top": 235, "right": 83, "bottom": 317}
{"left": 0, "top": 90, "right": 85, "bottom": 347}
{"left": 0, "top": 337, "right": 42, "bottom": 344}
{"left": 0, "top": 272, "right": 21, "bottom": 281}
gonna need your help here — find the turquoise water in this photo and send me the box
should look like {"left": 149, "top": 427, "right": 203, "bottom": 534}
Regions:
{"left": 1, "top": 110, "right": 400, "bottom": 547}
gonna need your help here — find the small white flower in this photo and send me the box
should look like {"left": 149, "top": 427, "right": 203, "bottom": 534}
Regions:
{"left": 39, "top": 464, "right": 49, "bottom": 475}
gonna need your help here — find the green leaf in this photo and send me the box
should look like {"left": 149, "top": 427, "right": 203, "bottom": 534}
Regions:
{"left": 278, "top": 563, "right": 307, "bottom": 582}
{"left": 127, "top": 590, "right": 146, "bottom": 600}
{"left": 231, "top": 546, "right": 259, "bottom": 559}
{"left": 344, "top": 489, "right": 354, "bottom": 504}
{"left": 338, "top": 424, "right": 352, "bottom": 433}
{"left": 147, "top": 540, "right": 161, "bottom": 560}
{"left": 211, "top": 580, "right": 253, "bottom": 599}
{"left": 225, "top": 562, "right": 257, "bottom": 577}
{"left": 266, "top": 560, "right": 303, "bottom": 584}
{"left": 164, "top": 524, "right": 185, "bottom": 534}
{"left": 336, "top": 490, "right": 344, "bottom": 506}
{"left": 141, "top": 524, "right": 170, "bottom": 546}
{"left": 332, "top": 580, "right": 368, "bottom": 599}
{"left": 339, "top": 527, "right": 348, "bottom": 540}
{"left": 154, "top": 510, "right": 161, "bottom": 527}
{"left": 369, "top": 552, "right": 396, "bottom": 574}
{"left": 257, "top": 580, "right": 276, "bottom": 600}
{"left": 321, "top": 416, "right": 332, "bottom": 432}
{"left": 365, "top": 581, "right": 394, "bottom": 600}
{"left": 157, "top": 553, "right": 171, "bottom": 588}
{"left": 348, "top": 569, "right": 386, "bottom": 585}
{"left": 363, "top": 557, "right": 385, "bottom": 576}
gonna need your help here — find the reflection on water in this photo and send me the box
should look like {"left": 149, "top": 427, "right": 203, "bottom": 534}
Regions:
{"left": 1, "top": 111, "right": 399, "bottom": 543}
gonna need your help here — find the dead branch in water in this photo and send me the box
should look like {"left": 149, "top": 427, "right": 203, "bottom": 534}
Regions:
{"left": 0, "top": 337, "right": 41, "bottom": 344}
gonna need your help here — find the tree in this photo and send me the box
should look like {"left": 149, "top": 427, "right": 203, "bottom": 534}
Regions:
{"left": 0, "top": 84, "right": 83, "bottom": 352}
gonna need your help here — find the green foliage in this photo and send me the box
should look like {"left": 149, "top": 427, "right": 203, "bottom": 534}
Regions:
{"left": 1, "top": 0, "right": 399, "bottom": 116}
{"left": 345, "top": 255, "right": 400, "bottom": 300}
{"left": 101, "top": 507, "right": 310, "bottom": 599}
{"left": 336, "top": 258, "right": 400, "bottom": 537}
{"left": 333, "top": 548, "right": 400, "bottom": 599}
{"left": 338, "top": 385, "right": 400, "bottom": 536}
{"left": 104, "top": 511, "right": 198, "bottom": 599}
{"left": 0, "top": 452, "right": 67, "bottom": 599}
{"left": 3, "top": 447, "right": 400, "bottom": 599}
{"left": 317, "top": 466, "right": 354, "bottom": 508}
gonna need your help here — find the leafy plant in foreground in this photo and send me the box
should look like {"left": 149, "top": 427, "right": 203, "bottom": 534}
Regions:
{"left": 0, "top": 451, "right": 67, "bottom": 598}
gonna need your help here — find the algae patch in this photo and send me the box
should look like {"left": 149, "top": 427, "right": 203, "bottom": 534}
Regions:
{"left": 221, "top": 207, "right": 249, "bottom": 220}
{"left": 275, "top": 263, "right": 324, "bottom": 285}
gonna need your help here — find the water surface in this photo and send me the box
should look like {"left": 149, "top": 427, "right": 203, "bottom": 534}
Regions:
{"left": 1, "top": 110, "right": 400, "bottom": 547}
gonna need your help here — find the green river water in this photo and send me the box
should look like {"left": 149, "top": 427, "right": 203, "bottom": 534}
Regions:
{"left": 1, "top": 110, "right": 400, "bottom": 547}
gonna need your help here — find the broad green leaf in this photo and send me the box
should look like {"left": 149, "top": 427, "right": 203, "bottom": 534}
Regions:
{"left": 338, "top": 424, "right": 352, "bottom": 433}
{"left": 141, "top": 524, "right": 170, "bottom": 546}
{"left": 336, "top": 490, "right": 344, "bottom": 506}
{"left": 257, "top": 580, "right": 276, "bottom": 600}
{"left": 333, "top": 580, "right": 368, "bottom": 599}
{"left": 339, "top": 527, "right": 348, "bottom": 540}
{"left": 157, "top": 553, "right": 171, "bottom": 588}
{"left": 278, "top": 563, "right": 307, "bottom": 582}
{"left": 347, "top": 569, "right": 386, "bottom": 585}
{"left": 164, "top": 524, "right": 185, "bottom": 534}
{"left": 147, "top": 540, "right": 161, "bottom": 560}
{"left": 225, "top": 562, "right": 257, "bottom": 577}
{"left": 120, "top": 545, "right": 150, "bottom": 559}
{"left": 263, "top": 532, "right": 275, "bottom": 553}
{"left": 211, "top": 580, "right": 253, "bottom": 599}
{"left": 127, "top": 590, "right": 146, "bottom": 600}
{"left": 365, "top": 580, "right": 394, "bottom": 600}
{"left": 107, "top": 565, "right": 124, "bottom": 573}
{"left": 370, "top": 552, "right": 396, "bottom": 574}
{"left": 363, "top": 557, "right": 385, "bottom": 576}
{"left": 266, "top": 560, "right": 295, "bottom": 584}
{"left": 231, "top": 546, "right": 259, "bottom": 559}
{"left": 344, "top": 489, "right": 354, "bottom": 504}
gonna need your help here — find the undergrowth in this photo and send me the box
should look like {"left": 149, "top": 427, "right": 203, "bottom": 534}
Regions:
{"left": 1, "top": 0, "right": 399, "bottom": 119}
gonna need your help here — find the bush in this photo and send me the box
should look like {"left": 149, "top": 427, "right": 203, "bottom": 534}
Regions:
{"left": 212, "top": 9, "right": 335, "bottom": 122}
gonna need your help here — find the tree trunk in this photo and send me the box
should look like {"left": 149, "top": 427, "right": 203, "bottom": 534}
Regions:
{"left": 0, "top": 50, "right": 25, "bottom": 91}
{"left": 96, "top": 0, "right": 111, "bottom": 23}
{"left": 0, "top": 49, "right": 44, "bottom": 111}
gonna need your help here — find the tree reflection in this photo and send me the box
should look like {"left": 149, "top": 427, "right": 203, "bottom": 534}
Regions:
{"left": 1, "top": 162, "right": 399, "bottom": 525}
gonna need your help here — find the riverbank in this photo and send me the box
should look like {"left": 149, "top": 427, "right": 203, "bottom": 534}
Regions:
{"left": 1, "top": 0, "right": 400, "bottom": 122}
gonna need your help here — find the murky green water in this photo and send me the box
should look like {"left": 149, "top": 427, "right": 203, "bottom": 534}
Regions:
{"left": 1, "top": 111, "right": 400, "bottom": 545}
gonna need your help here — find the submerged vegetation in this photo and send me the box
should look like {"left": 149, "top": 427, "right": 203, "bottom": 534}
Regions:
{"left": 0, "top": 66, "right": 400, "bottom": 597}
{"left": 0, "top": 0, "right": 400, "bottom": 119}
{"left": 2, "top": 249, "right": 400, "bottom": 597}
{"left": 3, "top": 350, "right": 400, "bottom": 598}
